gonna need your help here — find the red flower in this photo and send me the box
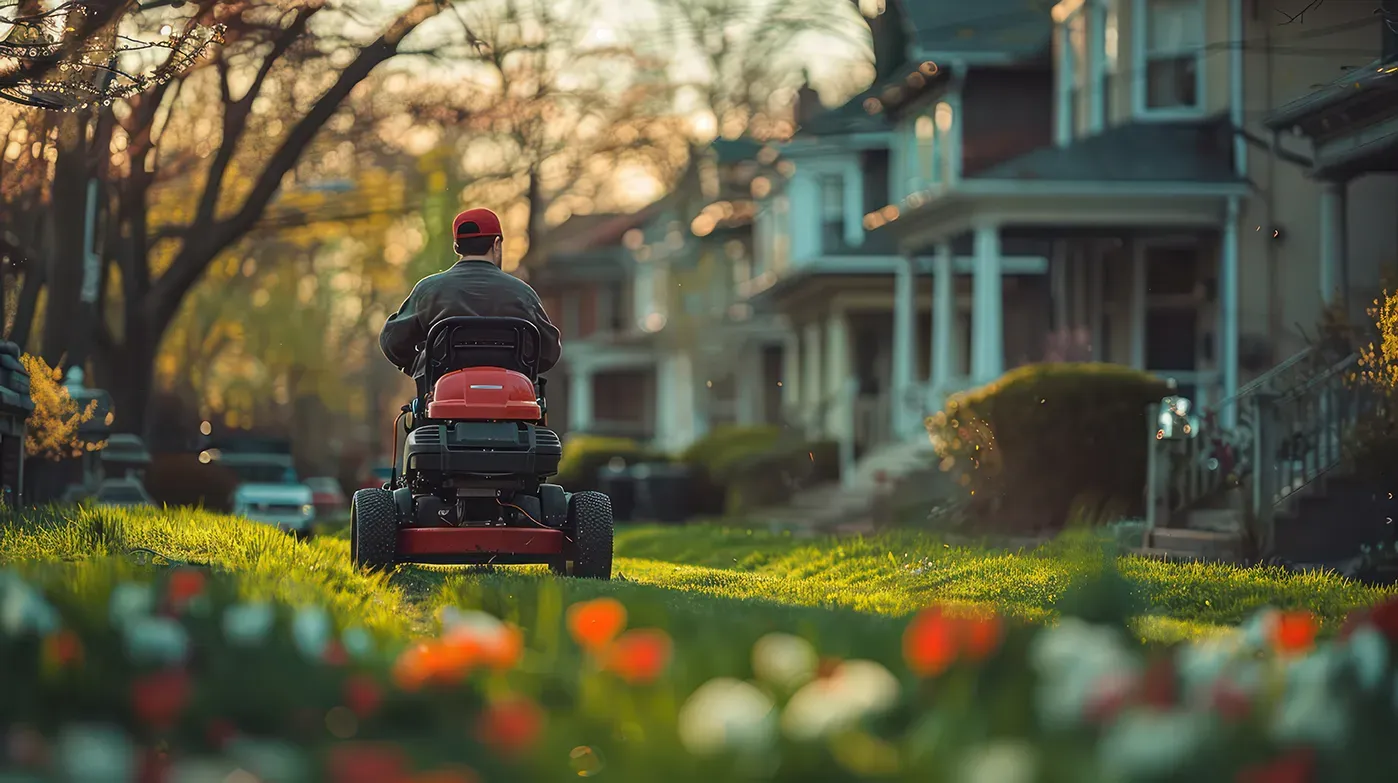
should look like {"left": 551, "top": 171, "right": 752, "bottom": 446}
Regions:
{"left": 136, "top": 746, "right": 172, "bottom": 783}
{"left": 166, "top": 568, "right": 206, "bottom": 606}
{"left": 903, "top": 608, "right": 957, "bottom": 677}
{"left": 1211, "top": 681, "right": 1252, "bottom": 722}
{"left": 410, "top": 766, "right": 481, "bottom": 783}
{"left": 43, "top": 630, "right": 83, "bottom": 669}
{"left": 566, "top": 598, "right": 627, "bottom": 651}
{"left": 131, "top": 669, "right": 192, "bottom": 729}
{"left": 1367, "top": 597, "right": 1398, "bottom": 643}
{"left": 475, "top": 696, "right": 544, "bottom": 757}
{"left": 205, "top": 718, "right": 237, "bottom": 750}
{"left": 1236, "top": 748, "right": 1315, "bottom": 783}
{"left": 326, "top": 743, "right": 409, "bottom": 783}
{"left": 1140, "top": 656, "right": 1177, "bottom": 708}
{"left": 603, "top": 629, "right": 672, "bottom": 685}
{"left": 324, "top": 640, "right": 349, "bottom": 667}
{"left": 343, "top": 674, "right": 383, "bottom": 718}
{"left": 1271, "top": 611, "right": 1319, "bottom": 654}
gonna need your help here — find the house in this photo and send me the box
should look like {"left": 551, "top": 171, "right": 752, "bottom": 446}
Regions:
{"left": 743, "top": 0, "right": 1061, "bottom": 459}
{"left": 529, "top": 143, "right": 788, "bottom": 452}
{"left": 747, "top": 0, "right": 1398, "bottom": 457}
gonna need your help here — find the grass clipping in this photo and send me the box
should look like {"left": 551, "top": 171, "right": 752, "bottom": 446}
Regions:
{"left": 20, "top": 354, "right": 107, "bottom": 461}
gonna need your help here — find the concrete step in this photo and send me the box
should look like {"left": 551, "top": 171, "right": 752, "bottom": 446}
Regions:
{"left": 1149, "top": 528, "right": 1247, "bottom": 560}
{"left": 1186, "top": 507, "right": 1244, "bottom": 534}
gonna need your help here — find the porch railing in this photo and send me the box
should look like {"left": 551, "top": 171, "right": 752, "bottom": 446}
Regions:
{"left": 1144, "top": 344, "right": 1364, "bottom": 558}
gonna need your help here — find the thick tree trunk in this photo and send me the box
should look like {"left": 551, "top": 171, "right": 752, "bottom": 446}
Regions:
{"left": 42, "top": 114, "right": 91, "bottom": 367}
{"left": 95, "top": 315, "right": 157, "bottom": 438}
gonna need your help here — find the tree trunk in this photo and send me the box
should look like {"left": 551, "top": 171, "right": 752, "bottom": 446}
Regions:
{"left": 42, "top": 114, "right": 90, "bottom": 367}
{"left": 97, "top": 317, "right": 157, "bottom": 438}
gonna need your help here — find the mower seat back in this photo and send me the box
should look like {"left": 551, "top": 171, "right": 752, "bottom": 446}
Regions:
{"left": 417, "top": 316, "right": 543, "bottom": 400}
{"left": 427, "top": 367, "right": 542, "bottom": 421}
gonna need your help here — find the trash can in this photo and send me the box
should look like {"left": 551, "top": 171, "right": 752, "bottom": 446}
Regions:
{"left": 595, "top": 462, "right": 637, "bottom": 522}
{"left": 630, "top": 463, "right": 693, "bottom": 523}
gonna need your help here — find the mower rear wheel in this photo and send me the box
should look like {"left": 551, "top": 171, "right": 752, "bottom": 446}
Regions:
{"left": 351, "top": 488, "right": 398, "bottom": 571}
{"left": 567, "top": 491, "right": 614, "bottom": 580}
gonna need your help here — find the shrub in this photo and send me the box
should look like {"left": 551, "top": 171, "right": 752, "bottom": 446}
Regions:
{"left": 724, "top": 438, "right": 840, "bottom": 513}
{"left": 555, "top": 435, "right": 665, "bottom": 491}
{"left": 144, "top": 453, "right": 240, "bottom": 510}
{"left": 926, "top": 363, "right": 1171, "bottom": 533}
{"left": 1350, "top": 289, "right": 1398, "bottom": 483}
{"left": 20, "top": 354, "right": 105, "bottom": 461}
{"left": 677, "top": 425, "right": 785, "bottom": 515}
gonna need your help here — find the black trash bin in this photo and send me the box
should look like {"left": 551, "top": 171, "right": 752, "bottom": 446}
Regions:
{"left": 630, "top": 463, "right": 693, "bottom": 524}
{"left": 595, "top": 462, "right": 637, "bottom": 522}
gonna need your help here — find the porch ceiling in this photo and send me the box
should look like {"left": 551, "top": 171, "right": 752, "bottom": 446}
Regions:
{"left": 881, "top": 180, "right": 1246, "bottom": 252}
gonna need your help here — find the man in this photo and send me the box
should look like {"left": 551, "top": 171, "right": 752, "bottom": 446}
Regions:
{"left": 379, "top": 208, "right": 563, "bottom": 379}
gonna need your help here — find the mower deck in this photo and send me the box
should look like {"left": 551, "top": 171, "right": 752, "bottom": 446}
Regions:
{"left": 395, "top": 525, "right": 569, "bottom": 566}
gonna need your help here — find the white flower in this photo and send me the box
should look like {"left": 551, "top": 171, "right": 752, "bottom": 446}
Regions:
{"left": 1177, "top": 632, "right": 1245, "bottom": 699}
{"left": 222, "top": 602, "right": 275, "bottom": 646}
{"left": 107, "top": 583, "right": 154, "bottom": 628}
{"left": 1030, "top": 619, "right": 1138, "bottom": 727}
{"left": 55, "top": 724, "right": 135, "bottom": 783}
{"left": 440, "top": 607, "right": 506, "bottom": 638}
{"left": 1272, "top": 654, "right": 1348, "bottom": 749}
{"left": 1344, "top": 626, "right": 1389, "bottom": 692}
{"left": 1098, "top": 708, "right": 1210, "bottom": 779}
{"left": 751, "top": 633, "right": 818, "bottom": 691}
{"left": 226, "top": 737, "right": 309, "bottom": 781}
{"left": 677, "top": 677, "right": 777, "bottom": 756}
{"left": 781, "top": 659, "right": 901, "bottom": 742}
{"left": 959, "top": 740, "right": 1038, "bottom": 783}
{"left": 341, "top": 625, "right": 375, "bottom": 659}
{"left": 0, "top": 578, "right": 59, "bottom": 637}
{"left": 1239, "top": 608, "right": 1281, "bottom": 651}
{"left": 291, "top": 607, "right": 331, "bottom": 659}
{"left": 122, "top": 616, "right": 189, "bottom": 665}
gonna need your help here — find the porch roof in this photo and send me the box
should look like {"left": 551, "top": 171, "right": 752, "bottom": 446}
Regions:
{"left": 974, "top": 116, "right": 1240, "bottom": 183}
{"left": 1264, "top": 59, "right": 1398, "bottom": 133}
{"left": 901, "top": 0, "right": 1053, "bottom": 62}
{"left": 1262, "top": 60, "right": 1398, "bottom": 180}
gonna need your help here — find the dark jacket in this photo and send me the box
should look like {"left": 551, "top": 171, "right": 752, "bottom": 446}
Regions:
{"left": 379, "top": 259, "right": 562, "bottom": 378}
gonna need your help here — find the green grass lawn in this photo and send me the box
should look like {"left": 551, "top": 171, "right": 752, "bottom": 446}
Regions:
{"left": 5, "top": 507, "right": 1391, "bottom": 646}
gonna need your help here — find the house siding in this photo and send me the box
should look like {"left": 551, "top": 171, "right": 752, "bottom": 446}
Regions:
{"left": 963, "top": 68, "right": 1056, "bottom": 177}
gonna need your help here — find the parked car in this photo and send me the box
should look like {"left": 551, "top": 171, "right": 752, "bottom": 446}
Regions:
{"left": 92, "top": 477, "right": 156, "bottom": 508}
{"left": 358, "top": 464, "right": 393, "bottom": 491}
{"left": 230, "top": 482, "right": 316, "bottom": 538}
{"left": 305, "top": 476, "right": 347, "bottom": 517}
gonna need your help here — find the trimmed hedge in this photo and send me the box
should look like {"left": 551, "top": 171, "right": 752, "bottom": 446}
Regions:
{"left": 555, "top": 435, "right": 665, "bottom": 492}
{"left": 926, "top": 363, "right": 1170, "bottom": 532}
{"left": 144, "top": 453, "right": 240, "bottom": 511}
{"left": 677, "top": 425, "right": 785, "bottom": 515}
{"left": 724, "top": 438, "right": 840, "bottom": 514}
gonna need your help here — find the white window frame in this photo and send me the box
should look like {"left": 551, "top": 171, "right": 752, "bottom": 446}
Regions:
{"left": 1054, "top": 3, "right": 1087, "bottom": 145}
{"left": 1131, "top": 0, "right": 1207, "bottom": 120}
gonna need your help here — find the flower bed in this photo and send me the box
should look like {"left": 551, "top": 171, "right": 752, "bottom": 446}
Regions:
{"left": 3, "top": 556, "right": 1398, "bottom": 783}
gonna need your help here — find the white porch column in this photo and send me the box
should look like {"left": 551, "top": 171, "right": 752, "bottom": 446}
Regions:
{"left": 1318, "top": 181, "right": 1347, "bottom": 307}
{"left": 931, "top": 243, "right": 955, "bottom": 398}
{"left": 1220, "top": 197, "right": 1241, "bottom": 428}
{"left": 801, "top": 321, "right": 823, "bottom": 432}
{"left": 781, "top": 330, "right": 801, "bottom": 416}
{"left": 1129, "top": 239, "right": 1147, "bottom": 370}
{"left": 824, "top": 309, "right": 852, "bottom": 440}
{"left": 971, "top": 223, "right": 1005, "bottom": 384}
{"left": 568, "top": 362, "right": 594, "bottom": 434}
{"left": 655, "top": 352, "right": 699, "bottom": 451}
{"left": 843, "top": 157, "right": 865, "bottom": 248}
{"left": 892, "top": 255, "right": 918, "bottom": 436}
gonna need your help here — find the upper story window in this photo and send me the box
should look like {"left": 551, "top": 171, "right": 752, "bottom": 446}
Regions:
{"left": 820, "top": 174, "right": 845, "bottom": 251}
{"left": 1137, "top": 0, "right": 1204, "bottom": 114}
{"left": 1055, "top": 3, "right": 1088, "bottom": 144}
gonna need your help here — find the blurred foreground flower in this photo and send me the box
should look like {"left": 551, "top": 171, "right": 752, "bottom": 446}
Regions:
{"left": 123, "top": 616, "right": 189, "bottom": 665}
{"left": 902, "top": 606, "right": 1002, "bottom": 677}
{"left": 1030, "top": 618, "right": 1137, "bottom": 726}
{"left": 1097, "top": 708, "right": 1209, "bottom": 780}
{"left": 55, "top": 724, "right": 134, "bottom": 783}
{"left": 566, "top": 597, "right": 627, "bottom": 651}
{"left": 166, "top": 568, "right": 206, "bottom": 608}
{"left": 781, "top": 659, "right": 900, "bottom": 741}
{"left": 476, "top": 695, "right": 544, "bottom": 757}
{"left": 326, "top": 742, "right": 409, "bottom": 783}
{"left": 603, "top": 628, "right": 673, "bottom": 684}
{"left": 752, "top": 633, "right": 818, "bottom": 691}
{"left": 222, "top": 602, "right": 275, "bottom": 646}
{"left": 292, "top": 607, "right": 332, "bottom": 660}
{"left": 958, "top": 740, "right": 1038, "bottom": 783}
{"left": 0, "top": 572, "right": 59, "bottom": 636}
{"left": 1271, "top": 611, "right": 1319, "bottom": 655}
{"left": 677, "top": 677, "right": 777, "bottom": 756}
{"left": 131, "top": 669, "right": 193, "bottom": 729}
{"left": 108, "top": 582, "right": 155, "bottom": 627}
{"left": 439, "top": 608, "right": 523, "bottom": 671}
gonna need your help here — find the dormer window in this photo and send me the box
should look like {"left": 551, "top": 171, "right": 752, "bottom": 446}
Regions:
{"left": 821, "top": 174, "right": 845, "bottom": 250}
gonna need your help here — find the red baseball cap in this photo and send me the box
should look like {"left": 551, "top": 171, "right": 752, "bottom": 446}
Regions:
{"left": 453, "top": 208, "right": 502, "bottom": 240}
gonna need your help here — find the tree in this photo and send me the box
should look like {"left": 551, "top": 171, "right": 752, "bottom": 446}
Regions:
{"left": 32, "top": 0, "right": 455, "bottom": 436}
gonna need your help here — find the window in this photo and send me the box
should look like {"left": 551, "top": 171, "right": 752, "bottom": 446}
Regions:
{"left": 935, "top": 101, "right": 955, "bottom": 183}
{"left": 1103, "top": 0, "right": 1120, "bottom": 119}
{"left": 1139, "top": 0, "right": 1203, "bottom": 112}
{"left": 915, "top": 115, "right": 934, "bottom": 188}
{"left": 820, "top": 174, "right": 844, "bottom": 250}
{"left": 1055, "top": 6, "right": 1085, "bottom": 144}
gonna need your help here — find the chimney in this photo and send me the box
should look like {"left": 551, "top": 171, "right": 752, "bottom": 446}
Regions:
{"left": 1384, "top": 0, "right": 1398, "bottom": 62}
{"left": 794, "top": 70, "right": 824, "bottom": 127}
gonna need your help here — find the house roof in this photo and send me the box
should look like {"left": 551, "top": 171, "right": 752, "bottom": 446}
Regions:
{"left": 971, "top": 117, "right": 1240, "bottom": 183}
{"left": 1264, "top": 59, "right": 1398, "bottom": 132}
{"left": 797, "top": 87, "right": 893, "bottom": 136}
{"left": 897, "top": 0, "right": 1054, "bottom": 60}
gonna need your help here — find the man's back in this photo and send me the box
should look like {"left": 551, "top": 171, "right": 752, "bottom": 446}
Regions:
{"left": 379, "top": 259, "right": 563, "bottom": 378}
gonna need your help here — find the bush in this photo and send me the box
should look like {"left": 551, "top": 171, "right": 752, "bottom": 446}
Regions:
{"left": 724, "top": 438, "right": 840, "bottom": 513}
{"left": 926, "top": 363, "right": 1171, "bottom": 533}
{"left": 678, "top": 425, "right": 785, "bottom": 515}
{"left": 555, "top": 435, "right": 665, "bottom": 491}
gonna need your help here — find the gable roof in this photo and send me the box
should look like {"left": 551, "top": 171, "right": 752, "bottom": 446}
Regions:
{"left": 895, "top": 0, "right": 1054, "bottom": 61}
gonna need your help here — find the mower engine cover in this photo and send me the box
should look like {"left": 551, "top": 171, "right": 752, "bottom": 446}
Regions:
{"left": 428, "top": 367, "right": 541, "bottom": 421}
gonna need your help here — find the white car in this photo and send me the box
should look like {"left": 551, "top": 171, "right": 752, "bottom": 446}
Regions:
{"left": 231, "top": 483, "right": 316, "bottom": 537}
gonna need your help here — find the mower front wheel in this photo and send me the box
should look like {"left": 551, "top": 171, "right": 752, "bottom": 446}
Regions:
{"left": 351, "top": 488, "right": 398, "bottom": 571}
{"left": 567, "top": 491, "right": 614, "bottom": 580}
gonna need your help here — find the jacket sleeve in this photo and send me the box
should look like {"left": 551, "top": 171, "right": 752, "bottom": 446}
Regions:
{"left": 379, "top": 283, "right": 426, "bottom": 373}
{"left": 520, "top": 287, "right": 563, "bottom": 375}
